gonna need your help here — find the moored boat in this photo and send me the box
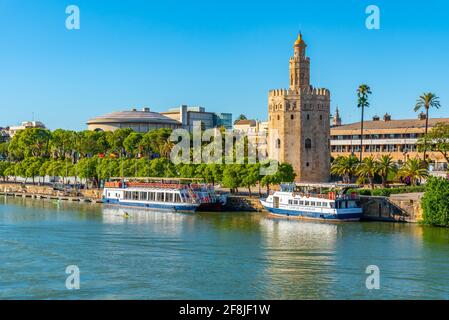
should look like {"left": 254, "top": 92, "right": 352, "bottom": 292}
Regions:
{"left": 102, "top": 178, "right": 227, "bottom": 213}
{"left": 260, "top": 183, "right": 363, "bottom": 222}
{"left": 189, "top": 183, "right": 227, "bottom": 211}
{"left": 102, "top": 178, "right": 201, "bottom": 212}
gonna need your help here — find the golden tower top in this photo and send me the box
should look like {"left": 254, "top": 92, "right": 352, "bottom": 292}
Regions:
{"left": 294, "top": 33, "right": 305, "bottom": 46}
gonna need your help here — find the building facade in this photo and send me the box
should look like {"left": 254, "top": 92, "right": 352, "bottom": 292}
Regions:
{"left": 87, "top": 108, "right": 181, "bottom": 132}
{"left": 161, "top": 105, "right": 233, "bottom": 132}
{"left": 268, "top": 34, "right": 331, "bottom": 182}
{"left": 330, "top": 113, "right": 449, "bottom": 170}
{"left": 8, "top": 121, "right": 46, "bottom": 137}
{"left": 234, "top": 119, "right": 268, "bottom": 136}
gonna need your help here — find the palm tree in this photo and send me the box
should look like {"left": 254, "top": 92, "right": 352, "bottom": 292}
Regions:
{"left": 414, "top": 93, "right": 441, "bottom": 161}
{"left": 376, "top": 154, "right": 396, "bottom": 188}
{"left": 234, "top": 114, "right": 247, "bottom": 124}
{"left": 398, "top": 158, "right": 429, "bottom": 186}
{"left": 159, "top": 140, "right": 175, "bottom": 158}
{"left": 356, "top": 156, "right": 378, "bottom": 189}
{"left": 357, "top": 84, "right": 372, "bottom": 162}
{"left": 330, "top": 155, "right": 359, "bottom": 183}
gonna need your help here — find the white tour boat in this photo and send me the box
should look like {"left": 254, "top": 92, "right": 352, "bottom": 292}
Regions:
{"left": 102, "top": 178, "right": 202, "bottom": 212}
{"left": 260, "top": 183, "right": 363, "bottom": 222}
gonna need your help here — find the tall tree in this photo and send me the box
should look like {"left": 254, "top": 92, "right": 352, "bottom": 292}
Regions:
{"left": 356, "top": 156, "right": 378, "bottom": 189}
{"left": 330, "top": 155, "right": 359, "bottom": 183}
{"left": 418, "top": 123, "right": 449, "bottom": 163}
{"left": 50, "top": 129, "right": 76, "bottom": 160}
{"left": 376, "top": 154, "right": 396, "bottom": 188}
{"left": 357, "top": 84, "right": 372, "bottom": 161}
{"left": 233, "top": 114, "right": 247, "bottom": 124}
{"left": 240, "top": 164, "right": 261, "bottom": 197}
{"left": 123, "top": 132, "right": 143, "bottom": 157}
{"left": 398, "top": 158, "right": 429, "bottom": 186}
{"left": 414, "top": 92, "right": 441, "bottom": 161}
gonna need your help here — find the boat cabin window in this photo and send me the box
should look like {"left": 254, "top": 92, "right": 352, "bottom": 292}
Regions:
{"left": 305, "top": 201, "right": 310, "bottom": 206}
{"left": 335, "top": 200, "right": 358, "bottom": 209}
{"left": 166, "top": 192, "right": 174, "bottom": 203}
{"left": 310, "top": 201, "right": 316, "bottom": 206}
{"left": 330, "top": 202, "right": 335, "bottom": 208}
{"left": 294, "top": 200, "right": 298, "bottom": 205}
{"left": 299, "top": 201, "right": 304, "bottom": 205}
{"left": 347, "top": 200, "right": 358, "bottom": 208}
{"left": 139, "top": 192, "right": 148, "bottom": 201}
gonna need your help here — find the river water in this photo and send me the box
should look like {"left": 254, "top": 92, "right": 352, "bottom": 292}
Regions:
{"left": 0, "top": 196, "right": 448, "bottom": 300}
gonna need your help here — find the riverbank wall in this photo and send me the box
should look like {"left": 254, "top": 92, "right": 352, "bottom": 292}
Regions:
{"left": 359, "top": 194, "right": 423, "bottom": 223}
{"left": 0, "top": 182, "right": 423, "bottom": 222}
{"left": 0, "top": 183, "right": 102, "bottom": 202}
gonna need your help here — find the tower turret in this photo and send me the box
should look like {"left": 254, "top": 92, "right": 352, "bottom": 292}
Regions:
{"left": 289, "top": 33, "right": 310, "bottom": 90}
{"left": 332, "top": 106, "right": 342, "bottom": 127}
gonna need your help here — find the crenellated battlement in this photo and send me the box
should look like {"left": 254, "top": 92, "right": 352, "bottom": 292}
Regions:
{"left": 268, "top": 87, "right": 330, "bottom": 97}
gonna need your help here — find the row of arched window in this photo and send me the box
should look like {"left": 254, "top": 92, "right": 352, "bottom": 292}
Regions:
{"left": 270, "top": 114, "right": 324, "bottom": 121}
{"left": 275, "top": 138, "right": 312, "bottom": 150}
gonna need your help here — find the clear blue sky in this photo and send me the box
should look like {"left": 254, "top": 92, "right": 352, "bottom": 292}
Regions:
{"left": 1, "top": 0, "right": 448, "bottom": 130}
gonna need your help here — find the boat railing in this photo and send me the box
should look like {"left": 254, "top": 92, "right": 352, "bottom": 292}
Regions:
{"left": 105, "top": 181, "right": 188, "bottom": 189}
{"left": 290, "top": 192, "right": 359, "bottom": 201}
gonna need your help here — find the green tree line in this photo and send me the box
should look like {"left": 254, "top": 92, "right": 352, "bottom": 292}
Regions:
{"left": 0, "top": 127, "right": 295, "bottom": 193}
{"left": 331, "top": 154, "right": 429, "bottom": 188}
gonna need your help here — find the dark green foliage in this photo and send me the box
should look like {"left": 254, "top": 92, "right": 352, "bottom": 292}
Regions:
{"left": 422, "top": 176, "right": 449, "bottom": 227}
{"left": 348, "top": 186, "right": 425, "bottom": 197}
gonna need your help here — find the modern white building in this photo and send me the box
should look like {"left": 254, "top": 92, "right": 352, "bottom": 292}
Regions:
{"left": 8, "top": 121, "right": 46, "bottom": 137}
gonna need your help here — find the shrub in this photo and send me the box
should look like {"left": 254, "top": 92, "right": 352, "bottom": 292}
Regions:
{"left": 347, "top": 186, "right": 425, "bottom": 197}
{"left": 371, "top": 188, "right": 392, "bottom": 197}
{"left": 421, "top": 177, "right": 449, "bottom": 227}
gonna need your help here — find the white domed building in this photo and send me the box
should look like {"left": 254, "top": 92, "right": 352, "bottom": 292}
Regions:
{"left": 87, "top": 108, "right": 181, "bottom": 132}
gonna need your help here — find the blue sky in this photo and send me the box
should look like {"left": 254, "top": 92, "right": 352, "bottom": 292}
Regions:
{"left": 1, "top": 0, "right": 448, "bottom": 130}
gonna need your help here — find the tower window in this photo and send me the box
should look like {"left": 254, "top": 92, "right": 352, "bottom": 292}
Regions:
{"left": 276, "top": 139, "right": 281, "bottom": 149}
{"left": 320, "top": 115, "right": 323, "bottom": 120}
{"left": 277, "top": 115, "right": 280, "bottom": 121}
{"left": 291, "top": 114, "right": 294, "bottom": 120}
{"left": 305, "top": 138, "right": 312, "bottom": 150}
{"left": 306, "top": 114, "right": 310, "bottom": 120}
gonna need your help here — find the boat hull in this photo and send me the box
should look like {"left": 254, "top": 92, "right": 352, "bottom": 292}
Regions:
{"left": 197, "top": 202, "right": 223, "bottom": 212}
{"left": 103, "top": 198, "right": 199, "bottom": 213}
{"left": 260, "top": 200, "right": 362, "bottom": 222}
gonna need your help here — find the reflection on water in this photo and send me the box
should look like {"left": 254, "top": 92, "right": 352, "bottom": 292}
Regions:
{"left": 259, "top": 218, "right": 338, "bottom": 299}
{"left": 1, "top": 196, "right": 449, "bottom": 299}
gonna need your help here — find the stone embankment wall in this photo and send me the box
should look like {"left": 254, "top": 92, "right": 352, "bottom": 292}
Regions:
{"left": 0, "top": 182, "right": 424, "bottom": 222}
{"left": 224, "top": 196, "right": 264, "bottom": 212}
{"left": 359, "top": 193, "right": 423, "bottom": 223}
{"left": 0, "top": 183, "right": 102, "bottom": 200}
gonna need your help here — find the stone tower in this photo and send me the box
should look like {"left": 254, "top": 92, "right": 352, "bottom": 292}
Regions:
{"left": 332, "top": 106, "right": 342, "bottom": 127}
{"left": 268, "top": 34, "right": 330, "bottom": 182}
